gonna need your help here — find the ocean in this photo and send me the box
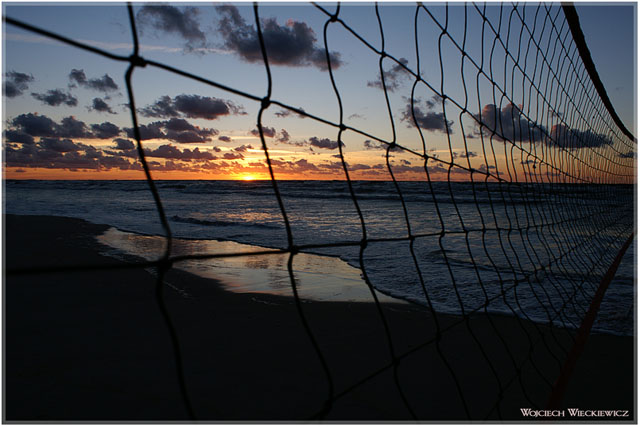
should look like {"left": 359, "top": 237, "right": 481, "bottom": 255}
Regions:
{"left": 4, "top": 179, "right": 635, "bottom": 336}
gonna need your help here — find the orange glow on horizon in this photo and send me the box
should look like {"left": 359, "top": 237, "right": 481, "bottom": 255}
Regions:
{"left": 4, "top": 167, "right": 629, "bottom": 184}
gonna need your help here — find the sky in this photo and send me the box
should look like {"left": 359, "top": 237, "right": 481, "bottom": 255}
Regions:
{"left": 2, "top": 2, "right": 636, "bottom": 181}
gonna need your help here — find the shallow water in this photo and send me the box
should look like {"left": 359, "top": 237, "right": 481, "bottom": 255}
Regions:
{"left": 97, "top": 227, "right": 403, "bottom": 304}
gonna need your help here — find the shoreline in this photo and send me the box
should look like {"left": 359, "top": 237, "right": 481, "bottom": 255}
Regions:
{"left": 85, "top": 220, "right": 636, "bottom": 337}
{"left": 4, "top": 214, "right": 635, "bottom": 421}
{"left": 96, "top": 225, "right": 408, "bottom": 306}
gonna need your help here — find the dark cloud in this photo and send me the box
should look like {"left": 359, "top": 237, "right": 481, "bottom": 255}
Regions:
{"left": 477, "top": 164, "right": 497, "bottom": 174}
{"left": 113, "top": 138, "right": 135, "bottom": 150}
{"left": 477, "top": 103, "right": 545, "bottom": 143}
{"left": 90, "top": 97, "right": 116, "bottom": 114}
{"left": 68, "top": 69, "right": 86, "bottom": 86}
{"left": 234, "top": 144, "right": 253, "bottom": 152}
{"left": 549, "top": 124, "right": 611, "bottom": 149}
{"left": 31, "top": 89, "right": 78, "bottom": 107}
{"left": 367, "top": 57, "right": 411, "bottom": 92}
{"left": 476, "top": 103, "right": 611, "bottom": 150}
{"left": 216, "top": 5, "right": 342, "bottom": 70}
{"left": 4, "top": 71, "right": 34, "bottom": 98}
{"left": 277, "top": 129, "right": 290, "bottom": 143}
{"left": 224, "top": 152, "right": 244, "bottom": 160}
{"left": 87, "top": 75, "right": 118, "bottom": 92}
{"left": 148, "top": 159, "right": 206, "bottom": 172}
{"left": 10, "top": 113, "right": 99, "bottom": 139}
{"left": 424, "top": 94, "right": 445, "bottom": 109}
{"left": 308, "top": 136, "right": 344, "bottom": 150}
{"left": 174, "top": 94, "right": 243, "bottom": 120}
{"left": 274, "top": 108, "right": 307, "bottom": 118}
{"left": 163, "top": 118, "right": 218, "bottom": 143}
{"left": 5, "top": 141, "right": 142, "bottom": 171}
{"left": 68, "top": 69, "right": 118, "bottom": 92}
{"left": 4, "top": 130, "right": 35, "bottom": 145}
{"left": 271, "top": 158, "right": 320, "bottom": 173}
{"left": 218, "top": 135, "right": 232, "bottom": 142}
{"left": 39, "top": 137, "right": 81, "bottom": 153}
{"left": 140, "top": 95, "right": 178, "bottom": 117}
{"left": 124, "top": 118, "right": 218, "bottom": 143}
{"left": 4, "top": 130, "right": 221, "bottom": 172}
{"left": 275, "top": 109, "right": 292, "bottom": 118}
{"left": 319, "top": 161, "right": 344, "bottom": 170}
{"left": 126, "top": 122, "right": 165, "bottom": 140}
{"left": 140, "top": 94, "right": 245, "bottom": 120}
{"left": 137, "top": 5, "right": 206, "bottom": 51}
{"left": 453, "top": 151, "right": 477, "bottom": 159}
{"left": 58, "top": 116, "right": 93, "bottom": 138}
{"left": 268, "top": 158, "right": 386, "bottom": 176}
{"left": 349, "top": 163, "right": 372, "bottom": 171}
{"left": 11, "top": 113, "right": 58, "bottom": 137}
{"left": 91, "top": 122, "right": 121, "bottom": 139}
{"left": 401, "top": 99, "right": 452, "bottom": 133}
{"left": 165, "top": 130, "right": 212, "bottom": 143}
{"left": 363, "top": 139, "right": 384, "bottom": 150}
{"left": 163, "top": 117, "right": 197, "bottom": 132}
{"left": 619, "top": 150, "right": 635, "bottom": 159}
{"left": 146, "top": 144, "right": 216, "bottom": 161}
{"left": 251, "top": 126, "right": 277, "bottom": 138}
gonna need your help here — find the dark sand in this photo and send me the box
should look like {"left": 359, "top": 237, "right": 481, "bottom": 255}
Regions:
{"left": 4, "top": 214, "right": 635, "bottom": 422}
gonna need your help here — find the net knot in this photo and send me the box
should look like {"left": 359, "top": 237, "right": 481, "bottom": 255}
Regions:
{"left": 261, "top": 97, "right": 271, "bottom": 109}
{"left": 329, "top": 14, "right": 338, "bottom": 23}
{"left": 289, "top": 245, "right": 299, "bottom": 255}
{"left": 128, "top": 54, "right": 147, "bottom": 68}
{"left": 339, "top": 124, "right": 347, "bottom": 132}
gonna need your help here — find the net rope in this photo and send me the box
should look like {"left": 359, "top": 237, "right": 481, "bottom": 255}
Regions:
{"left": 4, "top": 1, "right": 635, "bottom": 421}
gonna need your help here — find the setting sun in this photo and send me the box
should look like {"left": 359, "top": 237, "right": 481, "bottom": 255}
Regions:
{"left": 241, "top": 175, "right": 255, "bottom": 181}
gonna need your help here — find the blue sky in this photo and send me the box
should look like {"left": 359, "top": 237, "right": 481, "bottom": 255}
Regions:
{"left": 2, "top": 2, "right": 636, "bottom": 181}
{"left": 576, "top": 3, "right": 635, "bottom": 132}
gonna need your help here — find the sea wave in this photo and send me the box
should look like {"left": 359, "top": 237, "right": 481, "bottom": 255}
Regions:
{"left": 170, "top": 215, "right": 282, "bottom": 230}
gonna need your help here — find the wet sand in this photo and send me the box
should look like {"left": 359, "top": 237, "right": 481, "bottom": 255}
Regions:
{"left": 4, "top": 214, "right": 635, "bottom": 421}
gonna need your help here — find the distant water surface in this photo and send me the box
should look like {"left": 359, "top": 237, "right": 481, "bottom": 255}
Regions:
{"left": 4, "top": 179, "right": 634, "bottom": 335}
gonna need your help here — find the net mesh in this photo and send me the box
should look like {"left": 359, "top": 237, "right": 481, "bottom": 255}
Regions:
{"left": 4, "top": 2, "right": 635, "bottom": 421}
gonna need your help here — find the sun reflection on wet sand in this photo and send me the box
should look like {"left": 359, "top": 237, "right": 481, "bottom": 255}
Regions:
{"left": 97, "top": 228, "right": 403, "bottom": 304}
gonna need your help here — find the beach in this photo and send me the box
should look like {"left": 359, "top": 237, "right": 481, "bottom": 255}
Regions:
{"left": 4, "top": 214, "right": 635, "bottom": 421}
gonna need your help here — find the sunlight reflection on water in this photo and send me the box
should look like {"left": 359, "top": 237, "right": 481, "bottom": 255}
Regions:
{"left": 97, "top": 227, "right": 404, "bottom": 304}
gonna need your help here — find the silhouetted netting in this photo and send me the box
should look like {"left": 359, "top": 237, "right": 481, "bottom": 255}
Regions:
{"left": 5, "top": 2, "right": 635, "bottom": 421}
